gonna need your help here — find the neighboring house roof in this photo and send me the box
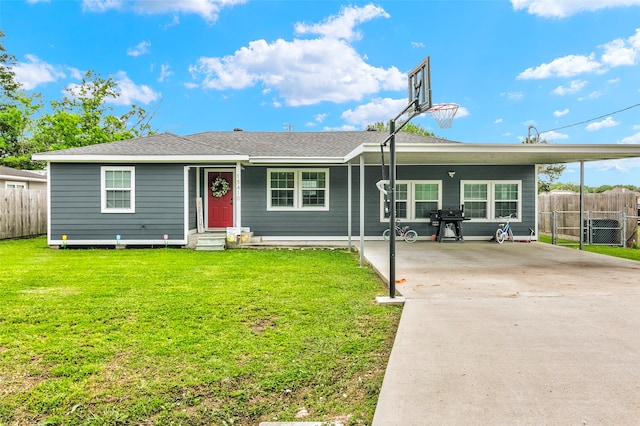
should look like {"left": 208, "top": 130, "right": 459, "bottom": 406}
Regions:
{"left": 0, "top": 166, "right": 47, "bottom": 182}
{"left": 32, "top": 131, "right": 640, "bottom": 166}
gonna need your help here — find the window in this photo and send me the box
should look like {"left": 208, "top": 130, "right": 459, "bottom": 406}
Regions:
{"left": 267, "top": 169, "right": 329, "bottom": 210}
{"left": 101, "top": 166, "right": 135, "bottom": 213}
{"left": 461, "top": 181, "right": 521, "bottom": 221}
{"left": 380, "top": 181, "right": 441, "bottom": 221}
{"left": 5, "top": 182, "right": 27, "bottom": 189}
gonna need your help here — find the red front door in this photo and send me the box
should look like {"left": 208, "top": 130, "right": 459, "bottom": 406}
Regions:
{"left": 207, "top": 172, "right": 233, "bottom": 228}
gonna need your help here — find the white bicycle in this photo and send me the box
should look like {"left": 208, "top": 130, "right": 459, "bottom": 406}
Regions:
{"left": 383, "top": 219, "right": 418, "bottom": 243}
{"left": 495, "top": 214, "right": 515, "bottom": 244}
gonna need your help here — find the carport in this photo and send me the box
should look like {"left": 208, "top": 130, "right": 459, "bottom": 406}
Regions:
{"left": 366, "top": 241, "right": 640, "bottom": 425}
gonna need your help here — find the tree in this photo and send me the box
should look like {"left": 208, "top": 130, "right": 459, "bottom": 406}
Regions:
{"left": 366, "top": 121, "right": 435, "bottom": 136}
{"left": 1, "top": 30, "right": 155, "bottom": 169}
{"left": 523, "top": 127, "right": 566, "bottom": 193}
{"left": 0, "top": 30, "right": 43, "bottom": 168}
{"left": 32, "top": 70, "right": 154, "bottom": 154}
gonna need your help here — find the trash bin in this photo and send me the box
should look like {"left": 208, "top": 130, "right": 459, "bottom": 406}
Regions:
{"left": 590, "top": 219, "right": 619, "bottom": 244}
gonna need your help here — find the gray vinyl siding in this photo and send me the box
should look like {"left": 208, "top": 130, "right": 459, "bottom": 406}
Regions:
{"left": 241, "top": 164, "right": 536, "bottom": 238}
{"left": 49, "top": 163, "right": 185, "bottom": 242}
{"left": 242, "top": 166, "right": 358, "bottom": 236}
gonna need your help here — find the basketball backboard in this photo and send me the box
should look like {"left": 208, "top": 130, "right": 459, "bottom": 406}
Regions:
{"left": 407, "top": 56, "right": 432, "bottom": 113}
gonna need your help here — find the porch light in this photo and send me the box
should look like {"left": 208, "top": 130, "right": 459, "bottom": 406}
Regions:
{"left": 448, "top": 171, "right": 456, "bottom": 178}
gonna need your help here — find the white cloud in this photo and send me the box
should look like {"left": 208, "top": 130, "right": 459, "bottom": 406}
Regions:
{"left": 411, "top": 42, "right": 425, "bottom": 48}
{"left": 494, "top": 118, "right": 503, "bottom": 124}
{"left": 12, "top": 54, "right": 66, "bottom": 90}
{"left": 501, "top": 91, "right": 524, "bottom": 100}
{"left": 294, "top": 4, "right": 389, "bottom": 41}
{"left": 67, "top": 71, "right": 160, "bottom": 105}
{"left": 578, "top": 91, "right": 603, "bottom": 101}
{"left": 127, "top": 40, "right": 150, "bottom": 57}
{"left": 518, "top": 28, "right": 640, "bottom": 81}
{"left": 511, "top": 0, "right": 640, "bottom": 18}
{"left": 188, "top": 5, "right": 404, "bottom": 106}
{"left": 341, "top": 98, "right": 407, "bottom": 127}
{"left": 540, "top": 130, "right": 569, "bottom": 141}
{"left": 601, "top": 38, "right": 637, "bottom": 67}
{"left": 517, "top": 54, "right": 601, "bottom": 80}
{"left": 592, "top": 158, "right": 640, "bottom": 173}
{"left": 552, "top": 79, "right": 588, "bottom": 95}
{"left": 158, "top": 64, "right": 173, "bottom": 82}
{"left": 304, "top": 113, "right": 327, "bottom": 127}
{"left": 554, "top": 108, "right": 570, "bottom": 117}
{"left": 620, "top": 131, "right": 640, "bottom": 144}
{"left": 586, "top": 117, "right": 619, "bottom": 131}
{"left": 82, "top": 0, "right": 246, "bottom": 23}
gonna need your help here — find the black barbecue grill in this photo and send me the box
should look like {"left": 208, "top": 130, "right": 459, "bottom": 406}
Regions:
{"left": 430, "top": 208, "right": 470, "bottom": 242}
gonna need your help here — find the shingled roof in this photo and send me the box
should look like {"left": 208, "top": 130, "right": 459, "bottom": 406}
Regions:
{"left": 34, "top": 131, "right": 455, "bottom": 159}
{"left": 0, "top": 166, "right": 47, "bottom": 181}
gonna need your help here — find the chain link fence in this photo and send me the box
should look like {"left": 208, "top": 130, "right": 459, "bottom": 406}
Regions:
{"left": 539, "top": 211, "right": 639, "bottom": 248}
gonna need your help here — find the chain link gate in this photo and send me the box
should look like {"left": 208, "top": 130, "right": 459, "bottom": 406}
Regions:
{"left": 542, "top": 211, "right": 629, "bottom": 247}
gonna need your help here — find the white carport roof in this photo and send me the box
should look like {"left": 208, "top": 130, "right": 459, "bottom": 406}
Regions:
{"left": 348, "top": 142, "right": 640, "bottom": 165}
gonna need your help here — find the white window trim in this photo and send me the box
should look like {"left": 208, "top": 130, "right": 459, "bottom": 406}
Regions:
{"left": 460, "top": 180, "right": 522, "bottom": 222}
{"left": 379, "top": 180, "right": 442, "bottom": 222}
{"left": 101, "top": 166, "right": 135, "bottom": 214}
{"left": 267, "top": 168, "right": 330, "bottom": 211}
{"left": 5, "top": 181, "right": 27, "bottom": 189}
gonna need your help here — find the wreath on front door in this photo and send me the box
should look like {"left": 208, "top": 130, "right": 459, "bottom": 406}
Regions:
{"left": 210, "top": 176, "right": 230, "bottom": 198}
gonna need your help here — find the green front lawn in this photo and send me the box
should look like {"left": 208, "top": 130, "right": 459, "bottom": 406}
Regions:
{"left": 0, "top": 237, "right": 401, "bottom": 426}
{"left": 539, "top": 226, "right": 640, "bottom": 262}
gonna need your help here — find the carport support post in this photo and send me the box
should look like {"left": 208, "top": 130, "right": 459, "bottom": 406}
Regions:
{"left": 580, "top": 161, "right": 584, "bottom": 251}
{"left": 389, "top": 119, "right": 397, "bottom": 298}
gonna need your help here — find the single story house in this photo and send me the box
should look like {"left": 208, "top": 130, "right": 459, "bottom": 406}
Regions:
{"left": 0, "top": 165, "right": 47, "bottom": 190}
{"left": 32, "top": 130, "right": 640, "bottom": 247}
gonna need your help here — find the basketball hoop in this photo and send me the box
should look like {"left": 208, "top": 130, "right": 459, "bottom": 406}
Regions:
{"left": 427, "top": 103, "right": 459, "bottom": 129}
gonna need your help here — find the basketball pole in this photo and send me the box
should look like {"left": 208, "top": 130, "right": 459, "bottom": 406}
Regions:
{"left": 382, "top": 101, "right": 421, "bottom": 298}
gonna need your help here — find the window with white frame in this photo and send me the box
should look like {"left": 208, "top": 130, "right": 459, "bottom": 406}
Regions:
{"left": 267, "top": 169, "right": 329, "bottom": 210}
{"left": 101, "top": 166, "right": 135, "bottom": 213}
{"left": 461, "top": 180, "right": 521, "bottom": 221}
{"left": 5, "top": 182, "right": 27, "bottom": 189}
{"left": 380, "top": 181, "right": 441, "bottom": 221}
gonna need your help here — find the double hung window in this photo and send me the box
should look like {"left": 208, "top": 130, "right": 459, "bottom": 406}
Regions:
{"left": 380, "top": 181, "right": 441, "bottom": 221}
{"left": 461, "top": 181, "right": 521, "bottom": 220}
{"left": 267, "top": 169, "right": 329, "bottom": 210}
{"left": 101, "top": 166, "right": 135, "bottom": 213}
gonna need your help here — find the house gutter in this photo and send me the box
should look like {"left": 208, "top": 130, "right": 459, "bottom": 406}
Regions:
{"left": 31, "top": 154, "right": 250, "bottom": 163}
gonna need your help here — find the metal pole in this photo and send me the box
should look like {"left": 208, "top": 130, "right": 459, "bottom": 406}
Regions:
{"left": 360, "top": 155, "right": 365, "bottom": 267}
{"left": 579, "top": 161, "right": 584, "bottom": 251}
{"left": 389, "top": 119, "right": 396, "bottom": 298}
{"left": 347, "top": 161, "right": 352, "bottom": 251}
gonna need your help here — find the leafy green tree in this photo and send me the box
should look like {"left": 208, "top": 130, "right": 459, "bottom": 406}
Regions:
{"left": 33, "top": 70, "right": 154, "bottom": 153}
{"left": 1, "top": 31, "right": 155, "bottom": 169}
{"left": 0, "top": 30, "right": 43, "bottom": 168}
{"left": 366, "top": 121, "right": 435, "bottom": 136}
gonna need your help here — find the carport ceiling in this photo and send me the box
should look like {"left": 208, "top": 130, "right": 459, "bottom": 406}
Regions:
{"left": 352, "top": 143, "right": 640, "bottom": 165}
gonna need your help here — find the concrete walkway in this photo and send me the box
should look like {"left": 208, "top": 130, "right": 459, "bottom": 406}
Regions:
{"left": 365, "top": 241, "right": 640, "bottom": 425}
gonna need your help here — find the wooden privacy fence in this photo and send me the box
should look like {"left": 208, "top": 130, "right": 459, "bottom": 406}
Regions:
{"left": 0, "top": 189, "right": 47, "bottom": 239}
{"left": 538, "top": 191, "right": 639, "bottom": 245}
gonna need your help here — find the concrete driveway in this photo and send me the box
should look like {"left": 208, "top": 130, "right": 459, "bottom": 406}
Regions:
{"left": 365, "top": 241, "right": 640, "bottom": 425}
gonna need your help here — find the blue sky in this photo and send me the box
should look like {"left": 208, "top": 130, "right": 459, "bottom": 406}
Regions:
{"left": 2, "top": 0, "right": 640, "bottom": 186}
